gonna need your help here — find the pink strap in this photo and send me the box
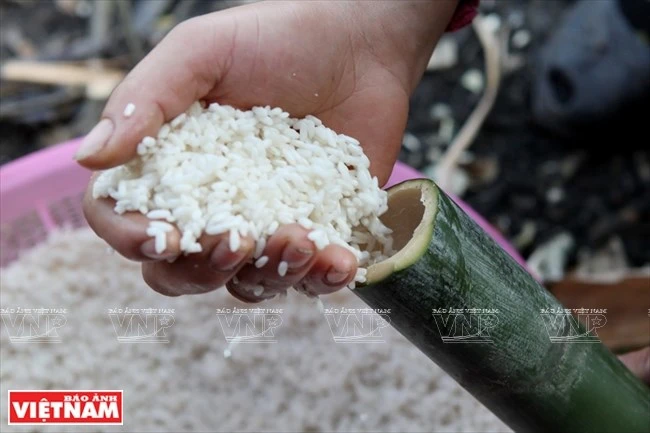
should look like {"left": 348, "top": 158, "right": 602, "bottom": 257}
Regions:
{"left": 446, "top": 0, "right": 479, "bottom": 32}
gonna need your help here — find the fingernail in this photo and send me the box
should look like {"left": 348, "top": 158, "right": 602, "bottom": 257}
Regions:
{"left": 231, "top": 285, "right": 275, "bottom": 303}
{"left": 294, "top": 282, "right": 316, "bottom": 297}
{"left": 324, "top": 267, "right": 351, "bottom": 285}
{"left": 282, "top": 246, "right": 313, "bottom": 270}
{"left": 140, "top": 239, "right": 177, "bottom": 260}
{"left": 210, "top": 240, "right": 246, "bottom": 271}
{"left": 74, "top": 118, "right": 114, "bottom": 160}
{"left": 252, "top": 285, "right": 265, "bottom": 297}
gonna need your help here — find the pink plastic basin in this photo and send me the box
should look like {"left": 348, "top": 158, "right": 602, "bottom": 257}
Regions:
{"left": 0, "top": 139, "right": 527, "bottom": 270}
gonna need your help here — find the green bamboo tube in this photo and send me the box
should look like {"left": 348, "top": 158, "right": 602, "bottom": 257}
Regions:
{"left": 355, "top": 179, "right": 649, "bottom": 432}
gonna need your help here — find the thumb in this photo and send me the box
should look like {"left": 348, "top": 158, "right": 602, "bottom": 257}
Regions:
{"left": 74, "top": 16, "right": 232, "bottom": 169}
{"left": 619, "top": 346, "right": 650, "bottom": 385}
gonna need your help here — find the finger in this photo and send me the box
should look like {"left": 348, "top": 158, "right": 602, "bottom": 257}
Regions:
{"left": 83, "top": 175, "right": 181, "bottom": 261}
{"left": 226, "top": 269, "right": 277, "bottom": 302}
{"left": 619, "top": 346, "right": 650, "bottom": 385}
{"left": 234, "top": 224, "right": 316, "bottom": 293}
{"left": 299, "top": 244, "right": 357, "bottom": 296}
{"left": 225, "top": 281, "right": 277, "bottom": 304}
{"left": 74, "top": 15, "right": 234, "bottom": 169}
{"left": 141, "top": 264, "right": 180, "bottom": 298}
{"left": 141, "top": 234, "right": 254, "bottom": 296}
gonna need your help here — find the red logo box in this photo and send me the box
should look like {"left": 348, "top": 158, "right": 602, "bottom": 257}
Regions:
{"left": 8, "top": 390, "right": 123, "bottom": 425}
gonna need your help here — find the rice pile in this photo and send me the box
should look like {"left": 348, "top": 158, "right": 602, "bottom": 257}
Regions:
{"left": 0, "top": 229, "right": 510, "bottom": 432}
{"left": 93, "top": 102, "right": 394, "bottom": 286}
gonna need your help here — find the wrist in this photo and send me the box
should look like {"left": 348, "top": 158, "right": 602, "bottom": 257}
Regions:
{"left": 345, "top": 0, "right": 459, "bottom": 92}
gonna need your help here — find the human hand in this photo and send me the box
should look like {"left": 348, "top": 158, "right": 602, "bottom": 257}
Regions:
{"left": 620, "top": 346, "right": 650, "bottom": 385}
{"left": 78, "top": 0, "right": 458, "bottom": 301}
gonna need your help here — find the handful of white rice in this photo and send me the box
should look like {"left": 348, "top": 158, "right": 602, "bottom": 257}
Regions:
{"left": 93, "top": 102, "right": 394, "bottom": 286}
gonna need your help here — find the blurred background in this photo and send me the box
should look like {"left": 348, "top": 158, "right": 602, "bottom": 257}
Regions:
{"left": 1, "top": 0, "right": 648, "bottom": 356}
